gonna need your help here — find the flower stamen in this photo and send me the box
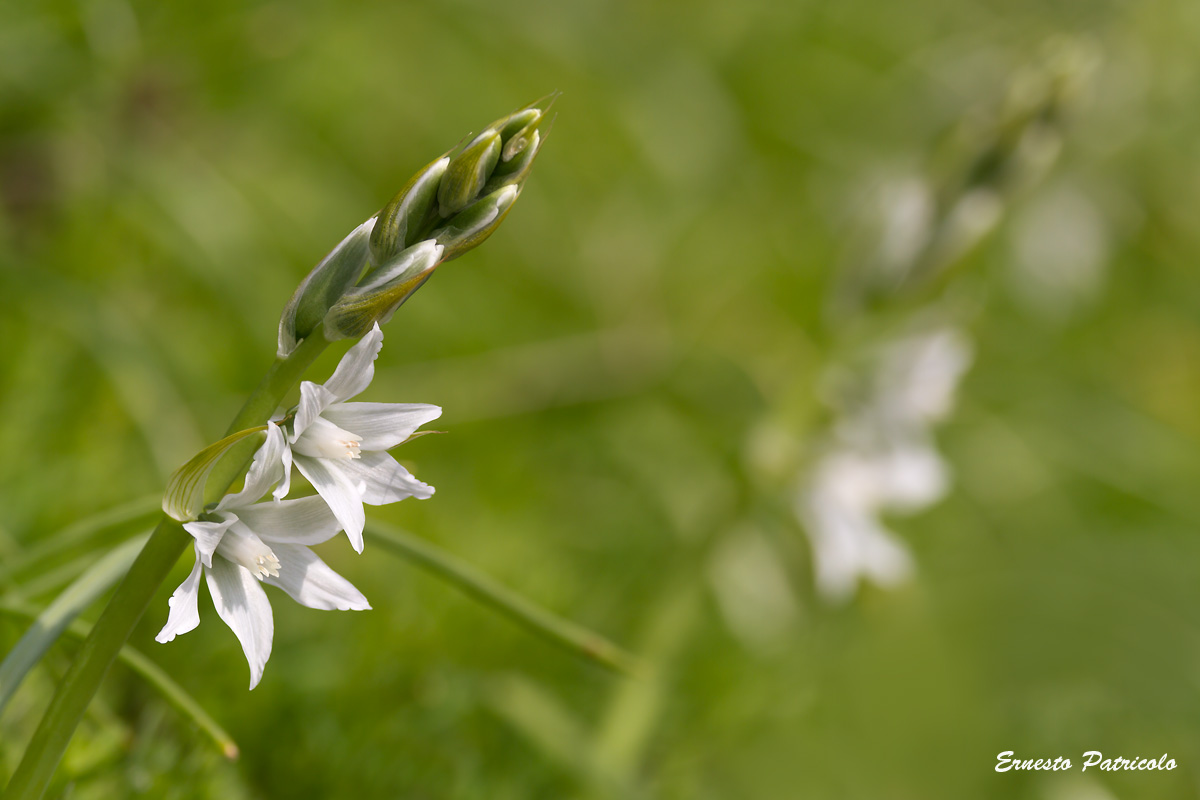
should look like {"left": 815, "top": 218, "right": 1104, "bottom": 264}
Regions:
{"left": 216, "top": 524, "right": 282, "bottom": 581}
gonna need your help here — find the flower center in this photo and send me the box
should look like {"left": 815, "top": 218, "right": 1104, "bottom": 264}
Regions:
{"left": 293, "top": 416, "right": 363, "bottom": 460}
{"left": 216, "top": 524, "right": 281, "bottom": 580}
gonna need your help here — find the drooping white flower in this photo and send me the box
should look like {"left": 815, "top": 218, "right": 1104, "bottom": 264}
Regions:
{"left": 797, "top": 437, "right": 945, "bottom": 602}
{"left": 797, "top": 326, "right": 973, "bottom": 603}
{"left": 274, "top": 323, "right": 440, "bottom": 553}
{"left": 157, "top": 423, "right": 370, "bottom": 689}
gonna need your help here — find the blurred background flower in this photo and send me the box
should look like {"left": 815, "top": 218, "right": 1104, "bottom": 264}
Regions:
{"left": 3, "top": 1, "right": 1200, "bottom": 798}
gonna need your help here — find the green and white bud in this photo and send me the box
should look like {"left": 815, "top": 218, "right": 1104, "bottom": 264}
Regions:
{"left": 431, "top": 184, "right": 520, "bottom": 263}
{"left": 484, "top": 130, "right": 541, "bottom": 196}
{"left": 277, "top": 218, "right": 375, "bottom": 357}
{"left": 495, "top": 108, "right": 540, "bottom": 144}
{"left": 279, "top": 95, "right": 554, "bottom": 347}
{"left": 500, "top": 101, "right": 553, "bottom": 163}
{"left": 369, "top": 155, "right": 449, "bottom": 266}
{"left": 437, "top": 131, "right": 502, "bottom": 218}
{"left": 322, "top": 240, "right": 444, "bottom": 340}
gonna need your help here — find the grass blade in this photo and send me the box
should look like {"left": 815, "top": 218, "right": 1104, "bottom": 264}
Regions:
{"left": 367, "top": 521, "right": 642, "bottom": 676}
{"left": 0, "top": 600, "right": 238, "bottom": 759}
{"left": 0, "top": 494, "right": 160, "bottom": 586}
{"left": 0, "top": 535, "right": 148, "bottom": 717}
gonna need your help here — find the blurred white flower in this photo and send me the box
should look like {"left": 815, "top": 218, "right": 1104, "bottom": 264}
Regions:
{"left": 157, "top": 423, "right": 370, "bottom": 689}
{"left": 799, "top": 327, "right": 972, "bottom": 602}
{"left": 874, "top": 327, "right": 973, "bottom": 428}
{"left": 275, "top": 323, "right": 441, "bottom": 552}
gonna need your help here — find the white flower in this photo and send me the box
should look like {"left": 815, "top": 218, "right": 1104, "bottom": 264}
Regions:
{"left": 797, "top": 438, "right": 945, "bottom": 602}
{"left": 157, "top": 423, "right": 370, "bottom": 689}
{"left": 797, "top": 325, "right": 973, "bottom": 603}
{"left": 874, "top": 327, "right": 973, "bottom": 429}
{"left": 275, "top": 323, "right": 440, "bottom": 553}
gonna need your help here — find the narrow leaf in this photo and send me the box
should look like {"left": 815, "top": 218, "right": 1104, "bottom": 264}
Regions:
{"left": 0, "top": 600, "right": 238, "bottom": 759}
{"left": 367, "top": 521, "right": 642, "bottom": 676}
{"left": 0, "top": 493, "right": 159, "bottom": 586}
{"left": 0, "top": 535, "right": 148, "bottom": 717}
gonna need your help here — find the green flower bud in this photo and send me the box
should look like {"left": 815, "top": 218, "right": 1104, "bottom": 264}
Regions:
{"left": 495, "top": 108, "right": 541, "bottom": 146}
{"left": 500, "top": 91, "right": 558, "bottom": 161}
{"left": 484, "top": 130, "right": 542, "bottom": 196}
{"left": 431, "top": 184, "right": 519, "bottom": 262}
{"left": 277, "top": 218, "right": 373, "bottom": 357}
{"left": 436, "top": 131, "right": 501, "bottom": 218}
{"left": 369, "top": 155, "right": 449, "bottom": 266}
{"left": 323, "top": 240, "right": 445, "bottom": 340}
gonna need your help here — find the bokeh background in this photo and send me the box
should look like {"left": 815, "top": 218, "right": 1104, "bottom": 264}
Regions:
{"left": 3, "top": 0, "right": 1200, "bottom": 798}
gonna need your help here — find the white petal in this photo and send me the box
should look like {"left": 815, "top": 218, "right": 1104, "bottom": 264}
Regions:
{"left": 274, "top": 443, "right": 294, "bottom": 501}
{"left": 294, "top": 456, "right": 367, "bottom": 553}
{"left": 183, "top": 515, "right": 237, "bottom": 569}
{"left": 292, "top": 416, "right": 363, "bottom": 460}
{"left": 322, "top": 323, "right": 383, "bottom": 402}
{"left": 217, "top": 423, "right": 286, "bottom": 511}
{"left": 206, "top": 557, "right": 275, "bottom": 690}
{"left": 265, "top": 543, "right": 371, "bottom": 611}
{"left": 155, "top": 552, "right": 204, "bottom": 643}
{"left": 293, "top": 381, "right": 339, "bottom": 441}
{"left": 237, "top": 496, "right": 343, "bottom": 546}
{"left": 322, "top": 402, "right": 442, "bottom": 451}
{"left": 338, "top": 450, "right": 434, "bottom": 505}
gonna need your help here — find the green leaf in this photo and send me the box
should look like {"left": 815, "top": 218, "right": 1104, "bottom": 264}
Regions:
{"left": 367, "top": 521, "right": 642, "bottom": 676}
{"left": 0, "top": 535, "right": 148, "bottom": 718}
{"left": 0, "top": 494, "right": 159, "bottom": 587}
{"left": 484, "top": 674, "right": 592, "bottom": 775}
{"left": 0, "top": 599, "right": 238, "bottom": 759}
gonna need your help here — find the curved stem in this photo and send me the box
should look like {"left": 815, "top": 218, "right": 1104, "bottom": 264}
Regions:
{"left": 3, "top": 332, "right": 330, "bottom": 800}
{"left": 368, "top": 522, "right": 642, "bottom": 676}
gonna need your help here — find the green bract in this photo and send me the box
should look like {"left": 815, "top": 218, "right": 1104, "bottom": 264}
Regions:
{"left": 323, "top": 241, "right": 444, "bottom": 340}
{"left": 277, "top": 219, "right": 374, "bottom": 357}
{"left": 437, "top": 131, "right": 502, "bottom": 218}
{"left": 431, "top": 185, "right": 520, "bottom": 262}
{"left": 162, "top": 427, "right": 268, "bottom": 522}
{"left": 369, "top": 156, "right": 449, "bottom": 265}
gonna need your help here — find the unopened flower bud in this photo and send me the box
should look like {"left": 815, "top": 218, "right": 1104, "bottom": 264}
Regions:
{"left": 437, "top": 131, "right": 501, "bottom": 218}
{"left": 431, "top": 184, "right": 519, "bottom": 262}
{"left": 500, "top": 98, "right": 554, "bottom": 162}
{"left": 484, "top": 130, "right": 541, "bottom": 196}
{"left": 323, "top": 240, "right": 444, "bottom": 340}
{"left": 278, "top": 218, "right": 374, "bottom": 357}
{"left": 495, "top": 108, "right": 541, "bottom": 150}
{"left": 370, "top": 156, "right": 449, "bottom": 266}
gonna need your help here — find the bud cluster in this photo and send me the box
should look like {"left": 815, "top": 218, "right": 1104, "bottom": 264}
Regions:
{"left": 278, "top": 93, "right": 556, "bottom": 356}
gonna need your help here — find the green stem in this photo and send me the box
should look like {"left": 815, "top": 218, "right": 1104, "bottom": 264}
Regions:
{"left": 367, "top": 521, "right": 643, "bottom": 676}
{"left": 224, "top": 333, "right": 329, "bottom": 437}
{"left": 3, "top": 332, "right": 329, "bottom": 800}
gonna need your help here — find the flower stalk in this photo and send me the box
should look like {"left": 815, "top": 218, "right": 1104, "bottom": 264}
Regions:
{"left": 3, "top": 330, "right": 330, "bottom": 800}
{"left": 5, "top": 94, "right": 558, "bottom": 799}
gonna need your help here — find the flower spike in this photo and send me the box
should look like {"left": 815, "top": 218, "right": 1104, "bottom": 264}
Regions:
{"left": 276, "top": 95, "right": 556, "bottom": 349}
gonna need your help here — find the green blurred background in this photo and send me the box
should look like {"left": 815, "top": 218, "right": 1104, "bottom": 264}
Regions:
{"left": 4, "top": 0, "right": 1200, "bottom": 797}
